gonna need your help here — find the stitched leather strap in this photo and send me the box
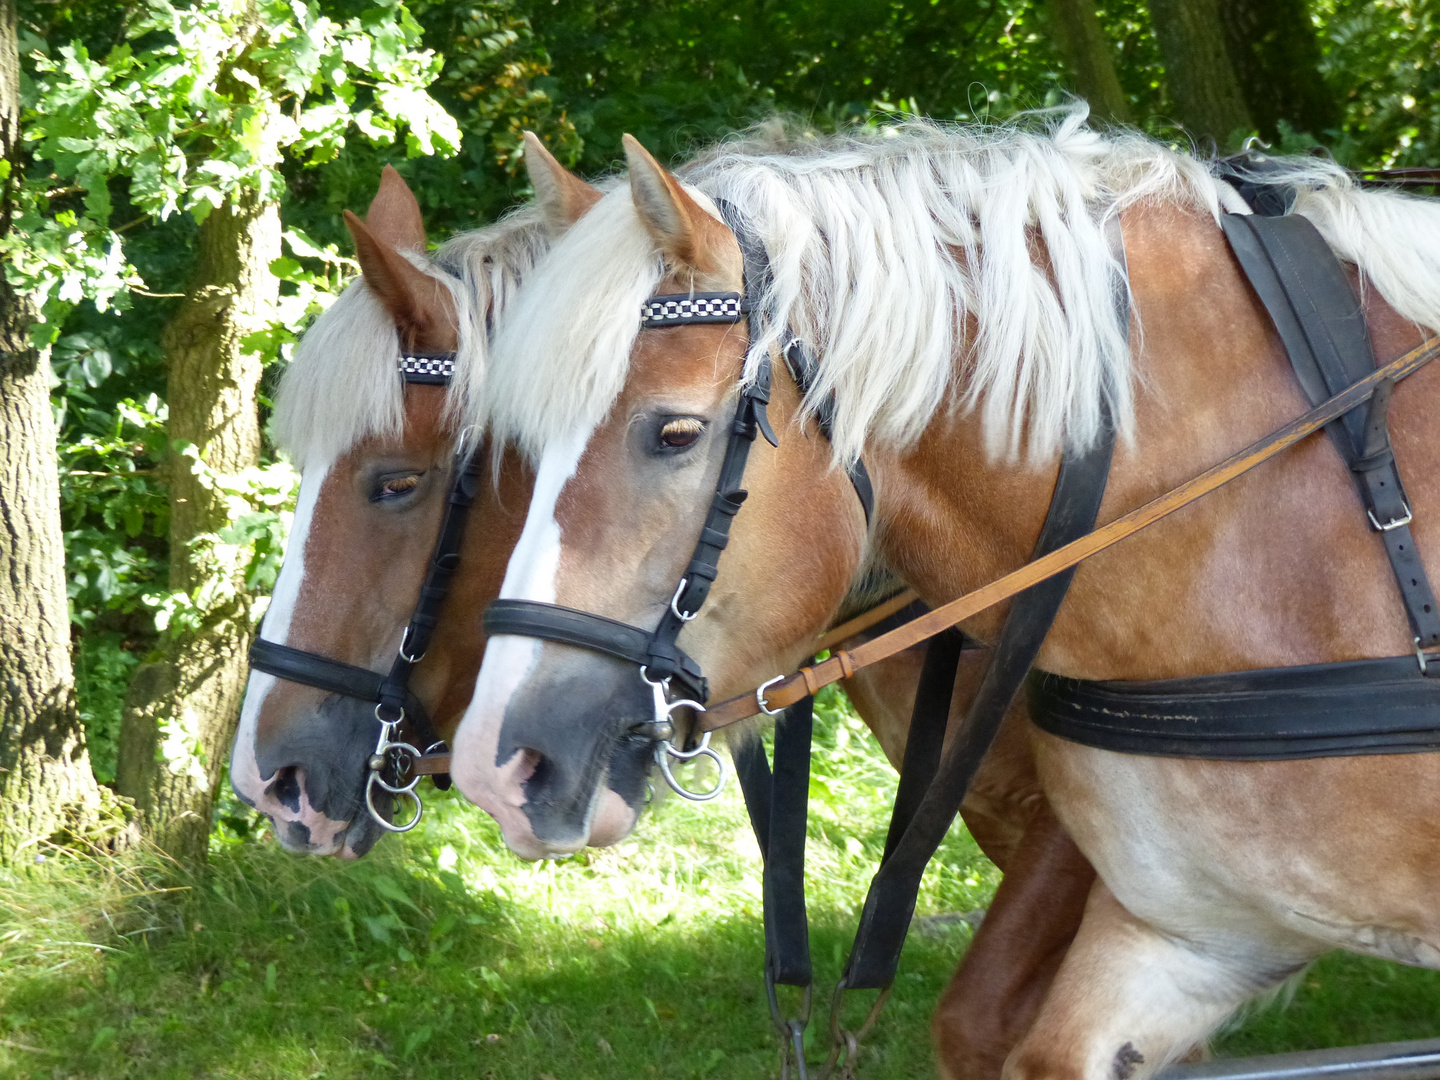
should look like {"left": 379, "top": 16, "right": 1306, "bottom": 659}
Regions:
{"left": 248, "top": 638, "right": 429, "bottom": 725}
{"left": 1030, "top": 655, "right": 1440, "bottom": 759}
{"left": 1221, "top": 211, "right": 1440, "bottom": 650}
{"left": 482, "top": 598, "right": 709, "bottom": 701}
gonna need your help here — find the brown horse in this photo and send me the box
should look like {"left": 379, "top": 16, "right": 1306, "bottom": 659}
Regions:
{"left": 449, "top": 115, "right": 1440, "bottom": 1076}
{"left": 228, "top": 156, "right": 1091, "bottom": 1079}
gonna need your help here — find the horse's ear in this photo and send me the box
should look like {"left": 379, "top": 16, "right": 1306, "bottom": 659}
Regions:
{"left": 343, "top": 209, "right": 457, "bottom": 355}
{"left": 365, "top": 165, "right": 427, "bottom": 253}
{"left": 524, "top": 131, "right": 600, "bottom": 235}
{"left": 622, "top": 134, "right": 738, "bottom": 279}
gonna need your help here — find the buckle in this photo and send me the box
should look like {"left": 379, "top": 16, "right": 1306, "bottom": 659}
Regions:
{"left": 1369, "top": 502, "right": 1413, "bottom": 532}
{"left": 756, "top": 674, "right": 785, "bottom": 716}
{"left": 1417, "top": 639, "right": 1440, "bottom": 675}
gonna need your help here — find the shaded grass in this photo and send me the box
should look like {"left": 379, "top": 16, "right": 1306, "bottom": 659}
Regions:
{"left": 1, "top": 689, "right": 1437, "bottom": 1078}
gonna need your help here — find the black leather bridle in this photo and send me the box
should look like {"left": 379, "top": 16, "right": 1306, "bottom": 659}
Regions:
{"left": 247, "top": 353, "right": 476, "bottom": 830}
{"left": 482, "top": 199, "right": 874, "bottom": 790}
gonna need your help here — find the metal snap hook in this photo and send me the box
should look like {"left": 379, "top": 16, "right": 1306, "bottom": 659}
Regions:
{"left": 366, "top": 771, "right": 423, "bottom": 833}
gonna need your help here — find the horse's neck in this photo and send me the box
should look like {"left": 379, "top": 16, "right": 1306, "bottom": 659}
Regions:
{"left": 876, "top": 201, "right": 1435, "bottom": 680}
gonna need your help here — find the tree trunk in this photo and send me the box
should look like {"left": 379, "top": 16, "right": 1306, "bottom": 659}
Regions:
{"left": 115, "top": 189, "right": 279, "bottom": 864}
{"left": 1218, "top": 0, "right": 1339, "bottom": 142}
{"left": 1046, "top": 0, "right": 1132, "bottom": 124}
{"left": 1148, "top": 0, "right": 1254, "bottom": 150}
{"left": 0, "top": 0, "right": 121, "bottom": 863}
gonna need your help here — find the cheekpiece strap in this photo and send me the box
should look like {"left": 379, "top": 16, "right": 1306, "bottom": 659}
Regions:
{"left": 640, "top": 292, "right": 748, "bottom": 328}
{"left": 399, "top": 353, "right": 457, "bottom": 385}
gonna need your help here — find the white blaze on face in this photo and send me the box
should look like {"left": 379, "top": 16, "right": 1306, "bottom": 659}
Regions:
{"left": 451, "top": 429, "right": 590, "bottom": 856}
{"left": 230, "top": 464, "right": 331, "bottom": 823}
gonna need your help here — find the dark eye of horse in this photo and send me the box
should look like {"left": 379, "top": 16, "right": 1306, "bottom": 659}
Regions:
{"left": 659, "top": 418, "right": 704, "bottom": 450}
{"left": 373, "top": 474, "right": 422, "bottom": 501}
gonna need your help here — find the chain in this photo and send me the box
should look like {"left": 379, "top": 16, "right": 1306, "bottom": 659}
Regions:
{"left": 765, "top": 971, "right": 812, "bottom": 1080}
{"left": 814, "top": 979, "right": 892, "bottom": 1080}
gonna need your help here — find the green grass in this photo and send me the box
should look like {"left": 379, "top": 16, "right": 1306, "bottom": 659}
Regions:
{"left": 1, "top": 689, "right": 1437, "bottom": 1079}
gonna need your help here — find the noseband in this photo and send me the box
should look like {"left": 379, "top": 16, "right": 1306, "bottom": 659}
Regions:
{"left": 247, "top": 353, "right": 476, "bottom": 834}
{"left": 482, "top": 199, "right": 874, "bottom": 800}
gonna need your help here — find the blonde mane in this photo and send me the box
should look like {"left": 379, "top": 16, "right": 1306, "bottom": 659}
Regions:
{"left": 484, "top": 110, "right": 1440, "bottom": 466}
{"left": 270, "top": 207, "right": 552, "bottom": 470}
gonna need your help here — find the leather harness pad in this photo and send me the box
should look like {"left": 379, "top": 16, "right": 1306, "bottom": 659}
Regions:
{"left": 1030, "top": 657, "right": 1440, "bottom": 759}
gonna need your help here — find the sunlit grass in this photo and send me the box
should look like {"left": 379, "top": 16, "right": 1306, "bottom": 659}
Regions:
{"left": 1, "top": 689, "right": 1437, "bottom": 1078}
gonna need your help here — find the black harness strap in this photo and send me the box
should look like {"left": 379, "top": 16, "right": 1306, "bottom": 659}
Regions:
{"left": 842, "top": 404, "right": 1117, "bottom": 988}
{"left": 832, "top": 215, "right": 1127, "bottom": 992}
{"left": 734, "top": 696, "right": 815, "bottom": 990}
{"left": 1030, "top": 656, "right": 1440, "bottom": 759}
{"left": 1221, "top": 209, "right": 1440, "bottom": 650}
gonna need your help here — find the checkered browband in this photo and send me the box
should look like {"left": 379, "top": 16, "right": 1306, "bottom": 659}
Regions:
{"left": 398, "top": 353, "right": 456, "bottom": 385}
{"left": 640, "top": 292, "right": 748, "bottom": 328}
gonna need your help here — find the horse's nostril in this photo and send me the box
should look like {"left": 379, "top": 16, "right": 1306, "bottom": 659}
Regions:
{"left": 513, "top": 748, "right": 543, "bottom": 787}
{"left": 270, "top": 767, "right": 303, "bottom": 813}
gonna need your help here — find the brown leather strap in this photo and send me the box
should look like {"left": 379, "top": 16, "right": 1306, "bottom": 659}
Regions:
{"left": 814, "top": 589, "right": 921, "bottom": 653}
{"left": 699, "top": 336, "right": 1440, "bottom": 733}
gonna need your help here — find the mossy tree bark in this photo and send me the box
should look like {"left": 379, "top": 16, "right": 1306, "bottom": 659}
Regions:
{"left": 1218, "top": 0, "right": 1339, "bottom": 143}
{"left": 0, "top": 0, "right": 116, "bottom": 863}
{"left": 1149, "top": 0, "right": 1254, "bottom": 149}
{"left": 1045, "top": 0, "right": 1132, "bottom": 124}
{"left": 114, "top": 188, "right": 279, "bottom": 864}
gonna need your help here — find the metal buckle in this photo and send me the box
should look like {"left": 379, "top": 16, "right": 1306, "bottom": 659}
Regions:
{"left": 398, "top": 626, "right": 426, "bottom": 663}
{"left": 756, "top": 674, "right": 785, "bottom": 716}
{"left": 669, "top": 578, "right": 699, "bottom": 622}
{"left": 1415, "top": 639, "right": 1440, "bottom": 675}
{"left": 1369, "top": 502, "right": 1413, "bottom": 532}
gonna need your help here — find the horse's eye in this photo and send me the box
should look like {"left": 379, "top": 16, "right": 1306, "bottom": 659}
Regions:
{"left": 659, "top": 418, "right": 704, "bottom": 450}
{"left": 374, "top": 474, "right": 422, "bottom": 501}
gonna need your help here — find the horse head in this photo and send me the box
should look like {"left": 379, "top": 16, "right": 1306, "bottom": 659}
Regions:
{"left": 450, "top": 137, "right": 870, "bottom": 859}
{"left": 230, "top": 144, "right": 596, "bottom": 856}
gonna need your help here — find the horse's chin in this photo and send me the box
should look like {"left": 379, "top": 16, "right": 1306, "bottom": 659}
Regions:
{"left": 587, "top": 788, "right": 640, "bottom": 848}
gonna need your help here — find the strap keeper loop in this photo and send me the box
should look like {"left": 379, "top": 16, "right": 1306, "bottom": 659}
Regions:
{"left": 800, "top": 666, "right": 820, "bottom": 697}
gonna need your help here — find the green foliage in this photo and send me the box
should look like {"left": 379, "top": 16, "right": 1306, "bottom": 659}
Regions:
{"left": 60, "top": 393, "right": 170, "bottom": 633}
{"left": 12, "top": 0, "right": 460, "bottom": 342}
{"left": 1317, "top": 0, "right": 1440, "bottom": 166}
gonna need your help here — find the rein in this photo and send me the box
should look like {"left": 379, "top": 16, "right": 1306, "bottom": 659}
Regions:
{"left": 247, "top": 352, "right": 477, "bottom": 833}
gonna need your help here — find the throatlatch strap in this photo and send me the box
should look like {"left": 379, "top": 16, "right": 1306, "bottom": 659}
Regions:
{"left": 734, "top": 696, "right": 816, "bottom": 988}
{"left": 1221, "top": 211, "right": 1440, "bottom": 651}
